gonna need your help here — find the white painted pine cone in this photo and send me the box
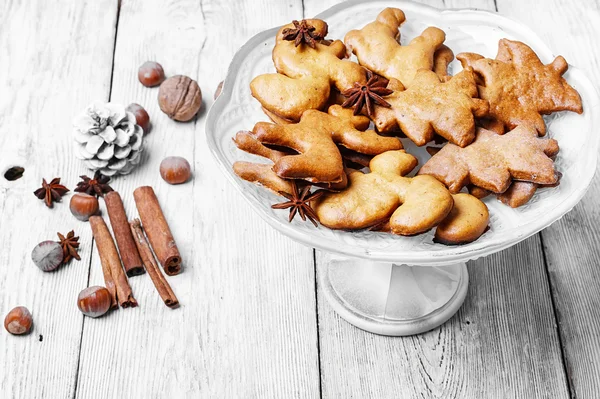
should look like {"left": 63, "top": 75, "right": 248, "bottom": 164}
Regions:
{"left": 73, "top": 102, "right": 144, "bottom": 176}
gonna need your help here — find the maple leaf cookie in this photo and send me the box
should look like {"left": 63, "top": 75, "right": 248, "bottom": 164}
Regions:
{"left": 419, "top": 126, "right": 560, "bottom": 194}
{"left": 373, "top": 68, "right": 489, "bottom": 147}
{"left": 457, "top": 39, "right": 583, "bottom": 135}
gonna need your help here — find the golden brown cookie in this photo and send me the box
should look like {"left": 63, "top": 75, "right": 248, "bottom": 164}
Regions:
{"left": 233, "top": 162, "right": 295, "bottom": 196}
{"left": 469, "top": 172, "right": 561, "bottom": 208}
{"left": 433, "top": 45, "right": 455, "bottom": 79}
{"left": 345, "top": 8, "right": 446, "bottom": 87}
{"left": 419, "top": 126, "right": 560, "bottom": 194}
{"left": 313, "top": 150, "right": 454, "bottom": 235}
{"left": 372, "top": 68, "right": 489, "bottom": 147}
{"left": 251, "top": 19, "right": 368, "bottom": 122}
{"left": 371, "top": 192, "right": 489, "bottom": 244}
{"left": 496, "top": 182, "right": 538, "bottom": 208}
{"left": 339, "top": 147, "right": 373, "bottom": 168}
{"left": 434, "top": 193, "right": 489, "bottom": 244}
{"left": 233, "top": 130, "right": 348, "bottom": 191}
{"left": 245, "top": 105, "right": 402, "bottom": 184}
{"left": 466, "top": 122, "right": 549, "bottom": 208}
{"left": 457, "top": 39, "right": 583, "bottom": 135}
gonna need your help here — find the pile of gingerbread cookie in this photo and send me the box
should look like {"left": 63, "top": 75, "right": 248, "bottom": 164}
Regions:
{"left": 232, "top": 8, "right": 583, "bottom": 245}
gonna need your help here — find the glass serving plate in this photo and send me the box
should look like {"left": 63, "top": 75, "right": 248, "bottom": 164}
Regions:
{"left": 205, "top": 0, "right": 600, "bottom": 335}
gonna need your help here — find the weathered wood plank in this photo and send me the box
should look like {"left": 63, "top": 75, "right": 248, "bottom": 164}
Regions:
{"left": 316, "top": 237, "right": 569, "bottom": 398}
{"left": 74, "top": 0, "right": 320, "bottom": 398}
{"left": 307, "top": 0, "right": 570, "bottom": 397}
{"left": 495, "top": 0, "right": 600, "bottom": 397}
{"left": 0, "top": 1, "right": 118, "bottom": 398}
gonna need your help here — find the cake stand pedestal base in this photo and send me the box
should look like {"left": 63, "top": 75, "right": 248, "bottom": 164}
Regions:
{"left": 318, "top": 254, "right": 468, "bottom": 336}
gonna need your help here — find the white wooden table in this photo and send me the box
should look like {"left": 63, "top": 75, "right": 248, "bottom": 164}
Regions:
{"left": 1, "top": 0, "right": 599, "bottom": 397}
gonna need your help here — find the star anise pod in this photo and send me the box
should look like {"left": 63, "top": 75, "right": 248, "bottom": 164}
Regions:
{"left": 74, "top": 170, "right": 113, "bottom": 197}
{"left": 33, "top": 177, "right": 69, "bottom": 208}
{"left": 272, "top": 182, "right": 324, "bottom": 227}
{"left": 57, "top": 230, "right": 81, "bottom": 264}
{"left": 281, "top": 20, "right": 323, "bottom": 49}
{"left": 341, "top": 70, "right": 393, "bottom": 118}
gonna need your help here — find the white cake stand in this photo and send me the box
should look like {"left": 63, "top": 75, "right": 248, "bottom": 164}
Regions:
{"left": 205, "top": 0, "right": 600, "bottom": 335}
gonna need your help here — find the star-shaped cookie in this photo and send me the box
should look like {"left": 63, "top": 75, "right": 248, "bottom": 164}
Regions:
{"left": 457, "top": 39, "right": 583, "bottom": 135}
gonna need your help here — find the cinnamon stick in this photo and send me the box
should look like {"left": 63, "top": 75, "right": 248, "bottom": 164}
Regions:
{"left": 104, "top": 191, "right": 145, "bottom": 277}
{"left": 89, "top": 216, "right": 138, "bottom": 308}
{"left": 133, "top": 186, "right": 182, "bottom": 275}
{"left": 130, "top": 219, "right": 179, "bottom": 308}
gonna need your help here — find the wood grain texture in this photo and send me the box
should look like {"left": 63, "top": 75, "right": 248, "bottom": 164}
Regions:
{"left": 0, "top": 1, "right": 118, "bottom": 398}
{"left": 316, "top": 237, "right": 570, "bottom": 398}
{"left": 307, "top": 0, "right": 570, "bottom": 398}
{"left": 74, "top": 0, "right": 320, "bottom": 398}
{"left": 2, "top": 0, "right": 598, "bottom": 398}
{"left": 495, "top": 0, "right": 600, "bottom": 397}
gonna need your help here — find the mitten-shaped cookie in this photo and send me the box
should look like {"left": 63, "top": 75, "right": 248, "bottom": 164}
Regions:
{"left": 372, "top": 68, "right": 489, "bottom": 147}
{"left": 419, "top": 126, "right": 560, "bottom": 194}
{"left": 345, "top": 8, "right": 446, "bottom": 87}
{"left": 251, "top": 19, "right": 368, "bottom": 122}
{"left": 314, "top": 150, "right": 454, "bottom": 235}
{"left": 457, "top": 39, "right": 582, "bottom": 135}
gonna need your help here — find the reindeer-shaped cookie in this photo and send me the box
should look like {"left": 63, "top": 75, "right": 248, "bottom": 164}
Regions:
{"left": 345, "top": 8, "right": 448, "bottom": 87}
{"left": 244, "top": 105, "right": 402, "bottom": 184}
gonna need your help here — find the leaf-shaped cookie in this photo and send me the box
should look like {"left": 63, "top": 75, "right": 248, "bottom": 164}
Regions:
{"left": 373, "top": 68, "right": 489, "bottom": 147}
{"left": 345, "top": 8, "right": 446, "bottom": 87}
{"left": 457, "top": 39, "right": 583, "bottom": 135}
{"left": 418, "top": 126, "right": 560, "bottom": 194}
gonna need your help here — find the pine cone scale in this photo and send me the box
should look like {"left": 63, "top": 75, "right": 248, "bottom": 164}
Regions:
{"left": 73, "top": 103, "right": 144, "bottom": 176}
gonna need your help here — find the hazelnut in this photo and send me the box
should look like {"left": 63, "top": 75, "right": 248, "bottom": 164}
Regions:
{"left": 70, "top": 193, "right": 99, "bottom": 221}
{"left": 160, "top": 156, "right": 192, "bottom": 185}
{"left": 138, "top": 61, "right": 165, "bottom": 87}
{"left": 32, "top": 240, "right": 64, "bottom": 272}
{"left": 4, "top": 306, "right": 33, "bottom": 335}
{"left": 158, "top": 75, "right": 202, "bottom": 122}
{"left": 77, "top": 286, "right": 112, "bottom": 318}
{"left": 126, "top": 103, "right": 150, "bottom": 134}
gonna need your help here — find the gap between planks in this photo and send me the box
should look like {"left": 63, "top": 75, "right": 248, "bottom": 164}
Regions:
{"left": 539, "top": 233, "right": 574, "bottom": 398}
{"left": 71, "top": 0, "right": 122, "bottom": 397}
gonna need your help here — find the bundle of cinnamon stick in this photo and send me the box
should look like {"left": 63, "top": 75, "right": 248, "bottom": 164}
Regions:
{"left": 89, "top": 186, "right": 181, "bottom": 309}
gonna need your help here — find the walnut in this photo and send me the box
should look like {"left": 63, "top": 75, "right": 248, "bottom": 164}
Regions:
{"left": 158, "top": 75, "right": 202, "bottom": 122}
